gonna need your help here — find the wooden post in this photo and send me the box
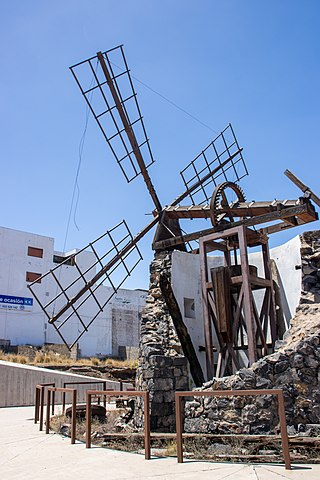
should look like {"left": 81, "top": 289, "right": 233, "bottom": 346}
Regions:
{"left": 200, "top": 238, "right": 214, "bottom": 379}
{"left": 238, "top": 226, "right": 257, "bottom": 364}
{"left": 262, "top": 241, "right": 277, "bottom": 346}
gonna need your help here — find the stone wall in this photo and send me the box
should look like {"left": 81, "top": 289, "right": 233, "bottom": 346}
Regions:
{"left": 184, "top": 230, "right": 320, "bottom": 435}
{"left": 135, "top": 251, "right": 189, "bottom": 432}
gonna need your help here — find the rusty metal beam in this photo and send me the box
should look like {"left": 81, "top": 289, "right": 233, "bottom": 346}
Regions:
{"left": 175, "top": 389, "right": 291, "bottom": 469}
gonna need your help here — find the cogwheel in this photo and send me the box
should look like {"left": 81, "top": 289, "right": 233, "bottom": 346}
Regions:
{"left": 210, "top": 181, "right": 246, "bottom": 227}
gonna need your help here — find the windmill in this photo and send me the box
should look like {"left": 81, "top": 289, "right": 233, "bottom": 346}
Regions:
{"left": 28, "top": 45, "right": 318, "bottom": 380}
{"left": 27, "top": 45, "right": 247, "bottom": 349}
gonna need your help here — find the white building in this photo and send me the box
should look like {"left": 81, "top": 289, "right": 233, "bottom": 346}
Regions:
{"left": 0, "top": 226, "right": 147, "bottom": 357}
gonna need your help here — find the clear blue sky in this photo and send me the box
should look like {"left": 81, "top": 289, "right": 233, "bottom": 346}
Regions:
{"left": 1, "top": 0, "right": 319, "bottom": 289}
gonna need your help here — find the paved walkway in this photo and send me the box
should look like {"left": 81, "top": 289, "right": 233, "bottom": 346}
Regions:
{"left": 0, "top": 406, "right": 319, "bottom": 479}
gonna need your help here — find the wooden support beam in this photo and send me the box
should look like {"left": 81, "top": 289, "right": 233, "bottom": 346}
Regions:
{"left": 153, "top": 202, "right": 317, "bottom": 251}
{"left": 159, "top": 272, "right": 205, "bottom": 387}
{"left": 238, "top": 226, "right": 257, "bottom": 364}
{"left": 285, "top": 169, "right": 320, "bottom": 207}
{"left": 200, "top": 239, "right": 214, "bottom": 380}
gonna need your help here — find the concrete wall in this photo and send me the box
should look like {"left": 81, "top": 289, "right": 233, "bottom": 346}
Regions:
{"left": 171, "top": 234, "right": 302, "bottom": 378}
{"left": 0, "top": 226, "right": 147, "bottom": 357}
{"left": 111, "top": 290, "right": 145, "bottom": 356}
{"left": 0, "top": 360, "right": 132, "bottom": 407}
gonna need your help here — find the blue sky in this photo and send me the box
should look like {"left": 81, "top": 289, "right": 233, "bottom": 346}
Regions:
{"left": 1, "top": 1, "right": 319, "bottom": 289}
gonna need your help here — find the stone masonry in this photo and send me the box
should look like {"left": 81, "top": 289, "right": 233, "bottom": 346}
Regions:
{"left": 135, "top": 251, "right": 189, "bottom": 432}
{"left": 184, "top": 230, "right": 320, "bottom": 435}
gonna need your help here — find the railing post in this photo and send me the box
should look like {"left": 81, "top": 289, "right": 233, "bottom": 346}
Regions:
{"left": 52, "top": 389, "right": 55, "bottom": 415}
{"left": 86, "top": 391, "right": 92, "bottom": 448}
{"left": 62, "top": 383, "right": 66, "bottom": 414}
{"left": 39, "top": 386, "right": 45, "bottom": 431}
{"left": 46, "top": 389, "right": 51, "bottom": 434}
{"left": 34, "top": 386, "right": 40, "bottom": 424}
{"left": 71, "top": 389, "right": 77, "bottom": 444}
{"left": 175, "top": 393, "right": 183, "bottom": 463}
{"left": 277, "top": 391, "right": 291, "bottom": 470}
{"left": 103, "top": 381, "right": 107, "bottom": 408}
{"left": 143, "top": 392, "right": 150, "bottom": 460}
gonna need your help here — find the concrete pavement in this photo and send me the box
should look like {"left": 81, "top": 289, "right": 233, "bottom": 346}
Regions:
{"left": 0, "top": 406, "right": 319, "bottom": 479}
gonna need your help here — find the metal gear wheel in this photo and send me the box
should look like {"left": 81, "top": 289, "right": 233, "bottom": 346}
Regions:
{"left": 210, "top": 181, "right": 246, "bottom": 227}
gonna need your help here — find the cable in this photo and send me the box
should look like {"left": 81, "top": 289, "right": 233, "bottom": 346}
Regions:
{"left": 62, "top": 60, "right": 98, "bottom": 252}
{"left": 109, "top": 61, "right": 220, "bottom": 136}
{"left": 52, "top": 60, "right": 98, "bottom": 317}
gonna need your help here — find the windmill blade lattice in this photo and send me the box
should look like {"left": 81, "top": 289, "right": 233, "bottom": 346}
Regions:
{"left": 29, "top": 46, "right": 251, "bottom": 349}
{"left": 179, "top": 124, "right": 248, "bottom": 206}
{"left": 28, "top": 220, "right": 143, "bottom": 348}
{"left": 70, "top": 46, "right": 155, "bottom": 182}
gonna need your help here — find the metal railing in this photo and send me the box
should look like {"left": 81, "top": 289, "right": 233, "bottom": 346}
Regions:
{"left": 34, "top": 383, "right": 291, "bottom": 470}
{"left": 175, "top": 388, "right": 291, "bottom": 470}
{"left": 34, "top": 383, "right": 55, "bottom": 431}
{"left": 62, "top": 380, "right": 109, "bottom": 411}
{"left": 85, "top": 389, "right": 150, "bottom": 459}
{"left": 46, "top": 387, "right": 77, "bottom": 444}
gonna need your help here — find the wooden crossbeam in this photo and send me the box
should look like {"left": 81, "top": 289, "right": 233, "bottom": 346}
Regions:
{"left": 153, "top": 201, "right": 317, "bottom": 251}
{"left": 164, "top": 199, "right": 301, "bottom": 220}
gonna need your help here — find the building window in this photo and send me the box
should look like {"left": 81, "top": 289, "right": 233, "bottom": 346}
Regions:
{"left": 28, "top": 246, "right": 43, "bottom": 258}
{"left": 184, "top": 298, "right": 195, "bottom": 319}
{"left": 53, "top": 254, "right": 75, "bottom": 266}
{"left": 26, "top": 271, "right": 42, "bottom": 283}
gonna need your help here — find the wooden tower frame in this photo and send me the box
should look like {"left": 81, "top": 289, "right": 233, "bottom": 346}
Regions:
{"left": 200, "top": 225, "right": 277, "bottom": 380}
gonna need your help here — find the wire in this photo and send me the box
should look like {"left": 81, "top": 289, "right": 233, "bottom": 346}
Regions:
{"left": 72, "top": 99, "right": 91, "bottom": 232}
{"left": 109, "top": 61, "right": 220, "bottom": 136}
{"left": 62, "top": 61, "right": 98, "bottom": 252}
{"left": 52, "top": 60, "right": 98, "bottom": 316}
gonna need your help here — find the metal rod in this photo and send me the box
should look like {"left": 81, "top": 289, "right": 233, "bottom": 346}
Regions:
{"left": 175, "top": 389, "right": 291, "bottom": 469}
{"left": 85, "top": 390, "right": 150, "bottom": 457}
{"left": 45, "top": 389, "right": 51, "bottom": 435}
{"left": 39, "top": 387, "right": 45, "bottom": 431}
{"left": 277, "top": 391, "right": 291, "bottom": 470}
{"left": 49, "top": 217, "right": 158, "bottom": 324}
{"left": 34, "top": 387, "right": 40, "bottom": 424}
{"left": 172, "top": 149, "right": 242, "bottom": 207}
{"left": 71, "top": 389, "right": 77, "bottom": 445}
{"left": 143, "top": 392, "right": 150, "bottom": 460}
{"left": 86, "top": 392, "right": 92, "bottom": 448}
{"left": 175, "top": 394, "right": 183, "bottom": 463}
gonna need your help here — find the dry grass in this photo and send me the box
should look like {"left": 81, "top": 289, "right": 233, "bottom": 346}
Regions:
{"left": 0, "top": 351, "right": 28, "bottom": 364}
{"left": 0, "top": 349, "right": 137, "bottom": 368}
{"left": 104, "top": 358, "right": 138, "bottom": 369}
{"left": 50, "top": 407, "right": 132, "bottom": 446}
{"left": 164, "top": 441, "right": 177, "bottom": 456}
